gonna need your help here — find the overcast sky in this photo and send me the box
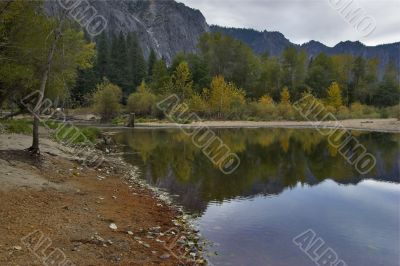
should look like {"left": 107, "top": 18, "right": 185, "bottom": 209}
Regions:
{"left": 179, "top": 0, "right": 400, "bottom": 46}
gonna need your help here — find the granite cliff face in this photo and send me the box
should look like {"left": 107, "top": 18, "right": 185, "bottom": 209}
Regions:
{"left": 84, "top": 0, "right": 209, "bottom": 63}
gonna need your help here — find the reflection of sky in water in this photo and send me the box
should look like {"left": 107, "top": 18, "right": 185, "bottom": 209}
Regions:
{"left": 114, "top": 129, "right": 399, "bottom": 266}
{"left": 198, "top": 180, "right": 400, "bottom": 266}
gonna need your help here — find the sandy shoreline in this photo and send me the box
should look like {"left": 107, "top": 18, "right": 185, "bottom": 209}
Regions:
{"left": 132, "top": 118, "right": 400, "bottom": 133}
{"left": 0, "top": 133, "right": 204, "bottom": 265}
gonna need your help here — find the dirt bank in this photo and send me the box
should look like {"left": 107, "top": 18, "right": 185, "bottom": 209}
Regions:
{"left": 0, "top": 134, "right": 204, "bottom": 266}
{"left": 134, "top": 119, "right": 400, "bottom": 133}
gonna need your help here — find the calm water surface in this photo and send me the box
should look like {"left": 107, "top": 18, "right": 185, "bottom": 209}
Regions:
{"left": 114, "top": 128, "right": 399, "bottom": 266}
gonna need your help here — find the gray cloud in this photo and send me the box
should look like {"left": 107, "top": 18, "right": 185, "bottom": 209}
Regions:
{"left": 179, "top": 0, "right": 400, "bottom": 46}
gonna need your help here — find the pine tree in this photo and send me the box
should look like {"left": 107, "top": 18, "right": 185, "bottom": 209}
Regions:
{"left": 147, "top": 49, "right": 157, "bottom": 78}
{"left": 186, "top": 54, "right": 211, "bottom": 93}
{"left": 352, "top": 56, "right": 367, "bottom": 103}
{"left": 373, "top": 61, "right": 400, "bottom": 107}
{"left": 71, "top": 67, "right": 98, "bottom": 106}
{"left": 326, "top": 82, "right": 343, "bottom": 109}
{"left": 96, "top": 32, "right": 109, "bottom": 80}
{"left": 127, "top": 32, "right": 146, "bottom": 90}
{"left": 109, "top": 32, "right": 129, "bottom": 94}
{"left": 305, "top": 53, "right": 335, "bottom": 98}
{"left": 150, "top": 59, "right": 171, "bottom": 94}
{"left": 109, "top": 33, "right": 119, "bottom": 85}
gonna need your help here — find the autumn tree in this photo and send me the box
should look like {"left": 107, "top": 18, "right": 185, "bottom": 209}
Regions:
{"left": 280, "top": 87, "right": 291, "bottom": 105}
{"left": 170, "top": 61, "right": 193, "bottom": 102}
{"left": 207, "top": 76, "right": 246, "bottom": 119}
{"left": 92, "top": 79, "right": 122, "bottom": 122}
{"left": 127, "top": 81, "right": 156, "bottom": 116}
{"left": 259, "top": 95, "right": 274, "bottom": 106}
{"left": 326, "top": 82, "right": 343, "bottom": 109}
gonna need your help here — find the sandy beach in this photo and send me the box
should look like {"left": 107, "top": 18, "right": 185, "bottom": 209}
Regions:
{"left": 134, "top": 118, "right": 400, "bottom": 133}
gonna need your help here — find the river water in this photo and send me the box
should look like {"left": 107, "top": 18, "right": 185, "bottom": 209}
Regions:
{"left": 114, "top": 128, "right": 399, "bottom": 266}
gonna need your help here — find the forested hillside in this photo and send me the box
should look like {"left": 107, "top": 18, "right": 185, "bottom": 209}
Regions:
{"left": 73, "top": 31, "right": 399, "bottom": 111}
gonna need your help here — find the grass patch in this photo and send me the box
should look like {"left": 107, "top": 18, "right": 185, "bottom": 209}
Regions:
{"left": 0, "top": 119, "right": 32, "bottom": 134}
{"left": 136, "top": 117, "right": 167, "bottom": 123}
{"left": 112, "top": 116, "right": 128, "bottom": 126}
{"left": 53, "top": 125, "right": 101, "bottom": 144}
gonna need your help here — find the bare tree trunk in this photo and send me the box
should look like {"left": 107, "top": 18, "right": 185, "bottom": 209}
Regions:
{"left": 28, "top": 22, "right": 63, "bottom": 155}
{"left": 29, "top": 116, "right": 40, "bottom": 153}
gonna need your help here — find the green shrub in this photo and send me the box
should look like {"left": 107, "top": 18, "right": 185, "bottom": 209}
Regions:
{"left": 249, "top": 102, "right": 278, "bottom": 121}
{"left": 127, "top": 81, "right": 157, "bottom": 116}
{"left": 385, "top": 105, "right": 400, "bottom": 119}
{"left": 92, "top": 80, "right": 122, "bottom": 122}
{"left": 336, "top": 106, "right": 351, "bottom": 120}
{"left": 277, "top": 104, "right": 296, "bottom": 120}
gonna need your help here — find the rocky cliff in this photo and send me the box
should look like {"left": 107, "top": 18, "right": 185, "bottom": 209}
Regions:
{"left": 78, "top": 0, "right": 209, "bottom": 63}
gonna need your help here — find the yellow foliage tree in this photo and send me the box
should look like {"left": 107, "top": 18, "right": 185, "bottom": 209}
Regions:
{"left": 171, "top": 61, "right": 193, "bottom": 102}
{"left": 326, "top": 82, "right": 343, "bottom": 109}
{"left": 280, "top": 87, "right": 291, "bottom": 105}
{"left": 208, "top": 76, "right": 246, "bottom": 118}
{"left": 259, "top": 94, "right": 274, "bottom": 106}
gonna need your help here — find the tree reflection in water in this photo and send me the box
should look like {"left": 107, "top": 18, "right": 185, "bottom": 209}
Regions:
{"left": 114, "top": 129, "right": 399, "bottom": 213}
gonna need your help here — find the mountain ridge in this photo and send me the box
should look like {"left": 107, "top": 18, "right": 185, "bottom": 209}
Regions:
{"left": 49, "top": 0, "right": 399, "bottom": 69}
{"left": 211, "top": 25, "right": 400, "bottom": 72}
